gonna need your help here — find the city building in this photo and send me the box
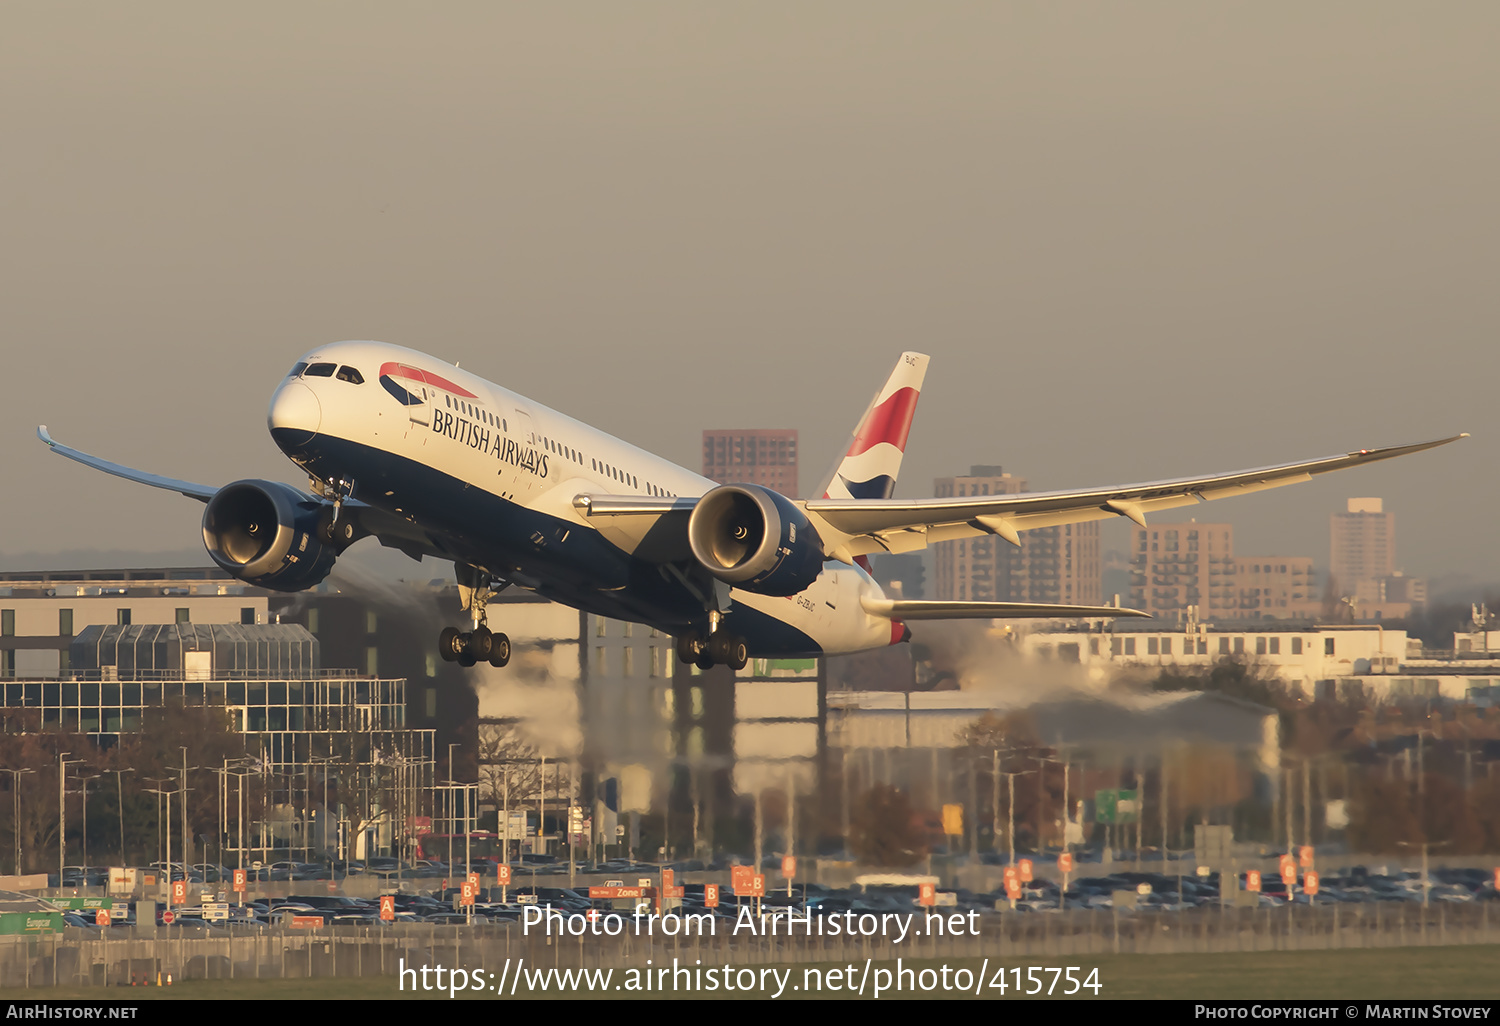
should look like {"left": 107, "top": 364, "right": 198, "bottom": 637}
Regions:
{"left": 0, "top": 619, "right": 432, "bottom": 863}
{"left": 1128, "top": 523, "right": 1320, "bottom": 623}
{"left": 1020, "top": 621, "right": 1500, "bottom": 706}
{"left": 1330, "top": 498, "right": 1395, "bottom": 598}
{"left": 0, "top": 568, "right": 271, "bottom": 678}
{"left": 931, "top": 466, "right": 1100, "bottom": 606}
{"left": 702, "top": 429, "right": 798, "bottom": 496}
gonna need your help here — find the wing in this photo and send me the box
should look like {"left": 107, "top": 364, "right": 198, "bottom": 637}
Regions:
{"left": 861, "top": 596, "right": 1150, "bottom": 620}
{"left": 37, "top": 426, "right": 453, "bottom": 563}
{"left": 570, "top": 493, "right": 697, "bottom": 562}
{"left": 804, "top": 435, "right": 1467, "bottom": 561}
{"left": 38, "top": 425, "right": 218, "bottom": 501}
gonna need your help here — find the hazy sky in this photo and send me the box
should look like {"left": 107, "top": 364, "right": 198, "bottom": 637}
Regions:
{"left": 2, "top": 4, "right": 1495, "bottom": 590}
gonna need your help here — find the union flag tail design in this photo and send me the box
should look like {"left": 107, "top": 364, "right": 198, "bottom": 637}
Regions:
{"left": 819, "top": 352, "right": 929, "bottom": 500}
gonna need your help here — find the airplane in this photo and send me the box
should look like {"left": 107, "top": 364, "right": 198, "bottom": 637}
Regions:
{"left": 38, "top": 342, "right": 1464, "bottom": 671}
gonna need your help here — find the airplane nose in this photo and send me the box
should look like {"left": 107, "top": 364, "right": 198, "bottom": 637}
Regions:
{"left": 268, "top": 380, "right": 321, "bottom": 450}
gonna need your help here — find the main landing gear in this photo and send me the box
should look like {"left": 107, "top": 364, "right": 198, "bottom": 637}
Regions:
{"left": 676, "top": 630, "right": 748, "bottom": 671}
{"left": 438, "top": 565, "right": 511, "bottom": 668}
{"left": 439, "top": 625, "right": 510, "bottom": 668}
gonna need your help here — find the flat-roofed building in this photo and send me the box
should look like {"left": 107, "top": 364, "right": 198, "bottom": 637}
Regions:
{"left": 0, "top": 568, "right": 271, "bottom": 678}
{"left": 1330, "top": 498, "right": 1396, "bottom": 598}
{"left": 932, "top": 466, "right": 1100, "bottom": 606}
{"left": 702, "top": 429, "right": 798, "bottom": 497}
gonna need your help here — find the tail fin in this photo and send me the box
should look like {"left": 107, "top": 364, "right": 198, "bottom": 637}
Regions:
{"left": 815, "top": 352, "right": 929, "bottom": 500}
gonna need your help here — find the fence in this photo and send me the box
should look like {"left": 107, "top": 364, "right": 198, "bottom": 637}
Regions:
{"left": 2, "top": 901, "right": 1496, "bottom": 989}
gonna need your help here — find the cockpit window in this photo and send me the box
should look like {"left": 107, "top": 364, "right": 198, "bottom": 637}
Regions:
{"left": 335, "top": 365, "right": 365, "bottom": 384}
{"left": 304, "top": 362, "right": 336, "bottom": 377}
{"left": 289, "top": 362, "right": 308, "bottom": 378}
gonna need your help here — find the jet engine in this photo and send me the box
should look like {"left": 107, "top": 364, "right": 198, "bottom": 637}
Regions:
{"left": 687, "top": 484, "right": 825, "bottom": 596}
{"left": 201, "top": 480, "right": 341, "bottom": 591}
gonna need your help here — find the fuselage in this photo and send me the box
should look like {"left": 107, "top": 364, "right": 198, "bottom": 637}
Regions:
{"left": 267, "top": 341, "right": 898, "bottom": 658}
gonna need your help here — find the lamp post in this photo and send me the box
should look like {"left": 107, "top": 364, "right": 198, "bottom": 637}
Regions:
{"left": 1, "top": 768, "right": 35, "bottom": 874}
{"left": 75, "top": 773, "right": 101, "bottom": 870}
{"left": 999, "top": 767, "right": 1035, "bottom": 868}
{"left": 143, "top": 785, "right": 177, "bottom": 909}
{"left": 1397, "top": 840, "right": 1452, "bottom": 910}
{"left": 143, "top": 777, "right": 170, "bottom": 866}
{"left": 109, "top": 768, "right": 134, "bottom": 865}
{"left": 448, "top": 743, "right": 460, "bottom": 873}
{"left": 1035, "top": 753, "right": 1064, "bottom": 854}
{"left": 222, "top": 765, "right": 254, "bottom": 871}
{"left": 58, "top": 753, "right": 82, "bottom": 885}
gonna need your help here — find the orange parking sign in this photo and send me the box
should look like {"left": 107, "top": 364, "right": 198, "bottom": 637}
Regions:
{"left": 232, "top": 869, "right": 246, "bottom": 893}
{"left": 460, "top": 882, "right": 476, "bottom": 907}
{"left": 1303, "top": 871, "right": 1320, "bottom": 896}
{"left": 171, "top": 880, "right": 187, "bottom": 905}
{"left": 1005, "top": 877, "right": 1022, "bottom": 900}
{"left": 1280, "top": 857, "right": 1297, "bottom": 886}
{"left": 782, "top": 856, "right": 796, "bottom": 879}
{"left": 1057, "top": 852, "right": 1074, "bottom": 874}
{"left": 704, "top": 884, "right": 719, "bottom": 908}
{"left": 95, "top": 910, "right": 109, "bottom": 926}
{"left": 1018, "top": 858, "right": 1033, "bottom": 883}
{"left": 918, "top": 883, "right": 935, "bottom": 907}
{"left": 731, "top": 865, "right": 754, "bottom": 893}
{"left": 1245, "top": 870, "right": 1261, "bottom": 892}
{"left": 1298, "top": 845, "right": 1315, "bottom": 869}
{"left": 380, "top": 895, "right": 395, "bottom": 921}
{"left": 497, "top": 865, "right": 512, "bottom": 885}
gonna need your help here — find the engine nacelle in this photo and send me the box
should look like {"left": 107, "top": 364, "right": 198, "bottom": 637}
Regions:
{"left": 687, "top": 484, "right": 825, "bottom": 596}
{"left": 201, "top": 480, "right": 339, "bottom": 592}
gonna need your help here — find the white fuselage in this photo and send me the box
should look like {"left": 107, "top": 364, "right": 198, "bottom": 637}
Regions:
{"left": 268, "top": 340, "right": 898, "bottom": 658}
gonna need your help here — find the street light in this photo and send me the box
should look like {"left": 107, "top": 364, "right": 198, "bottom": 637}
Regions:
{"left": 58, "top": 753, "right": 83, "bottom": 885}
{"left": 1396, "top": 840, "right": 1452, "bottom": 910}
{"left": 222, "top": 763, "right": 256, "bottom": 871}
{"left": 143, "top": 777, "right": 172, "bottom": 866}
{"left": 448, "top": 742, "right": 460, "bottom": 875}
{"left": 0, "top": 768, "right": 35, "bottom": 874}
{"left": 75, "top": 773, "right": 101, "bottom": 870}
{"left": 108, "top": 769, "right": 134, "bottom": 866}
{"left": 999, "top": 767, "right": 1036, "bottom": 868}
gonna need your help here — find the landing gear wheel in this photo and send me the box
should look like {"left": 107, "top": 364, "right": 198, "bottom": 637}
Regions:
{"left": 316, "top": 509, "right": 356, "bottom": 548}
{"left": 488, "top": 632, "right": 511, "bottom": 668}
{"left": 468, "top": 626, "right": 494, "bottom": 661}
{"left": 677, "top": 633, "right": 706, "bottom": 666}
{"left": 439, "top": 627, "right": 463, "bottom": 662}
{"left": 708, "top": 633, "right": 749, "bottom": 671}
{"left": 726, "top": 638, "right": 749, "bottom": 671}
{"left": 694, "top": 651, "right": 715, "bottom": 671}
{"left": 457, "top": 650, "right": 477, "bottom": 668}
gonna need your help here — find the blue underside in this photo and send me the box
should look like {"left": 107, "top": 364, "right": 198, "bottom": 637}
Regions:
{"left": 273, "top": 429, "right": 824, "bottom": 657}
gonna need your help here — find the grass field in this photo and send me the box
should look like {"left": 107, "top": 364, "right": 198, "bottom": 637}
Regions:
{"left": 4, "top": 946, "right": 1499, "bottom": 1000}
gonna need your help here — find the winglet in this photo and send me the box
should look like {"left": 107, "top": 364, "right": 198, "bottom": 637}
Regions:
{"left": 37, "top": 425, "right": 54, "bottom": 446}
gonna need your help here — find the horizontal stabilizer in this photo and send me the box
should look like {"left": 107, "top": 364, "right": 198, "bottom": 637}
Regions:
{"left": 861, "top": 596, "right": 1151, "bottom": 621}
